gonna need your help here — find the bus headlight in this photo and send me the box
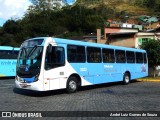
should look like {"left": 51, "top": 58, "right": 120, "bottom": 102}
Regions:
{"left": 16, "top": 75, "right": 24, "bottom": 82}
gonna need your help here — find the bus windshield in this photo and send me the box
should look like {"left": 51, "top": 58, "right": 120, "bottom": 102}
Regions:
{"left": 16, "top": 46, "right": 43, "bottom": 78}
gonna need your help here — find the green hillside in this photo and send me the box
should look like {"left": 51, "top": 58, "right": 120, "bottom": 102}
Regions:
{"left": 0, "top": 0, "right": 159, "bottom": 46}
{"left": 76, "top": 0, "right": 159, "bottom": 16}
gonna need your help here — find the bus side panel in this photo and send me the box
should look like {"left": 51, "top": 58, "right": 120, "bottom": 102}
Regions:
{"left": 87, "top": 63, "right": 104, "bottom": 84}
{"left": 103, "top": 63, "right": 117, "bottom": 83}
{"left": 0, "top": 60, "right": 17, "bottom": 77}
{"left": 69, "top": 63, "right": 94, "bottom": 85}
{"left": 134, "top": 63, "right": 148, "bottom": 79}
{"left": 125, "top": 63, "right": 148, "bottom": 80}
{"left": 112, "top": 63, "right": 125, "bottom": 82}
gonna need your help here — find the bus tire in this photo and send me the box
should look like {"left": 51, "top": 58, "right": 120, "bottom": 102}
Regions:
{"left": 123, "top": 73, "right": 130, "bottom": 85}
{"left": 66, "top": 76, "right": 78, "bottom": 93}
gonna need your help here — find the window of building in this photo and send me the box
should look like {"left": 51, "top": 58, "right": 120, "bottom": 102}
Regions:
{"left": 142, "top": 38, "right": 150, "bottom": 44}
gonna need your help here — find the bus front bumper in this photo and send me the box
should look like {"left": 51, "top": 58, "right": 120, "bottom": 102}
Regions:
{"left": 15, "top": 79, "right": 45, "bottom": 91}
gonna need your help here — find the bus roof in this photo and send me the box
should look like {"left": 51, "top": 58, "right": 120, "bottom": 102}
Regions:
{"left": 27, "top": 37, "right": 146, "bottom": 53}
{"left": 13, "top": 47, "right": 20, "bottom": 51}
{"left": 0, "top": 46, "right": 13, "bottom": 50}
{"left": 0, "top": 46, "right": 20, "bottom": 51}
{"left": 53, "top": 38, "right": 146, "bottom": 53}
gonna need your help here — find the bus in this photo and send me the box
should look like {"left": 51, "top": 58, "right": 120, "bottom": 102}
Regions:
{"left": 0, "top": 46, "right": 19, "bottom": 77}
{"left": 15, "top": 37, "right": 148, "bottom": 93}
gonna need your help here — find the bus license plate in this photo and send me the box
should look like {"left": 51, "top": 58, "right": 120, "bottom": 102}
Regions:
{"left": 20, "top": 83, "right": 28, "bottom": 88}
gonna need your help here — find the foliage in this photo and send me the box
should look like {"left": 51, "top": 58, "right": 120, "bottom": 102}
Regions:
{"left": 0, "top": 0, "right": 159, "bottom": 47}
{"left": 0, "top": 2, "right": 107, "bottom": 47}
{"left": 134, "top": 0, "right": 160, "bottom": 13}
{"left": 141, "top": 39, "right": 160, "bottom": 77}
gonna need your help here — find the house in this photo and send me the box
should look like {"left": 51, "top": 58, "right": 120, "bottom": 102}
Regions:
{"left": 144, "top": 21, "right": 160, "bottom": 31}
{"left": 106, "top": 19, "right": 143, "bottom": 31}
{"left": 95, "top": 27, "right": 160, "bottom": 48}
{"left": 104, "top": 27, "right": 138, "bottom": 48}
{"left": 121, "top": 23, "right": 133, "bottom": 28}
{"left": 138, "top": 15, "right": 158, "bottom": 24}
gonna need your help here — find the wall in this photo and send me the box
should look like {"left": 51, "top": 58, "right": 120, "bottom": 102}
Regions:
{"left": 144, "top": 22, "right": 160, "bottom": 30}
{"left": 108, "top": 33, "right": 135, "bottom": 48}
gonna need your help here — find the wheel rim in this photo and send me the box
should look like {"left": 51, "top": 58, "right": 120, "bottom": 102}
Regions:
{"left": 69, "top": 80, "right": 76, "bottom": 90}
{"left": 125, "top": 75, "right": 129, "bottom": 83}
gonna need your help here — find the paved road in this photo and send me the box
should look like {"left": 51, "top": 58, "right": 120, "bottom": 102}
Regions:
{"left": 0, "top": 78, "right": 160, "bottom": 120}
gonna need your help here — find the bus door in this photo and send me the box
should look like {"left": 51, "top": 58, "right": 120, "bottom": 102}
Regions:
{"left": 43, "top": 44, "right": 65, "bottom": 90}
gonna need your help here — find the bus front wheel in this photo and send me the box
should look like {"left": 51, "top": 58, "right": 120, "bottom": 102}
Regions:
{"left": 123, "top": 73, "right": 130, "bottom": 85}
{"left": 66, "top": 76, "right": 78, "bottom": 93}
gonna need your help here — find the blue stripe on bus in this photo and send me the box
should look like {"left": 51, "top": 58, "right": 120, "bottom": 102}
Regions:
{"left": 23, "top": 77, "right": 35, "bottom": 83}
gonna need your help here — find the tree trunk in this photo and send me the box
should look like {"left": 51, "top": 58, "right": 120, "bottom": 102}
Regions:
{"left": 153, "top": 66, "right": 156, "bottom": 78}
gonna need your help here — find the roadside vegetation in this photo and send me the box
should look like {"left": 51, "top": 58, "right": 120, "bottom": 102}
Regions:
{"left": 0, "top": 0, "right": 160, "bottom": 46}
{"left": 141, "top": 39, "right": 160, "bottom": 77}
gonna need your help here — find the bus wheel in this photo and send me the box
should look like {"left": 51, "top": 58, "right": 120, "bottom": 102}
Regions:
{"left": 123, "top": 73, "right": 130, "bottom": 85}
{"left": 66, "top": 76, "right": 78, "bottom": 93}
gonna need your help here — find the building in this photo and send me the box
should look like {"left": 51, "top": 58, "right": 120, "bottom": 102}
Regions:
{"left": 138, "top": 15, "right": 158, "bottom": 24}
{"left": 103, "top": 27, "right": 138, "bottom": 48}
{"left": 83, "top": 27, "right": 160, "bottom": 48}
{"left": 144, "top": 22, "right": 160, "bottom": 31}
{"left": 95, "top": 27, "right": 160, "bottom": 76}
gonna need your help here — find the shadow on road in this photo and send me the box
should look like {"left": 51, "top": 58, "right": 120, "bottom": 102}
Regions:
{"left": 13, "top": 87, "right": 66, "bottom": 97}
{"left": 0, "top": 77, "right": 15, "bottom": 80}
{"left": 13, "top": 80, "right": 139, "bottom": 97}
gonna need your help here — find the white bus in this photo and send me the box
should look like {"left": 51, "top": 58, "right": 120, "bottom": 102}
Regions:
{"left": 15, "top": 37, "right": 148, "bottom": 93}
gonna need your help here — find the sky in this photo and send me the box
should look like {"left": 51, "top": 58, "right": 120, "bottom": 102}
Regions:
{"left": 0, "top": 0, "right": 76, "bottom": 27}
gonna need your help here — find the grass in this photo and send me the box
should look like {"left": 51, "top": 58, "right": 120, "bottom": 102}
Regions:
{"left": 137, "top": 77, "right": 160, "bottom": 82}
{"left": 116, "top": 3, "right": 149, "bottom": 15}
{"left": 80, "top": 0, "right": 151, "bottom": 16}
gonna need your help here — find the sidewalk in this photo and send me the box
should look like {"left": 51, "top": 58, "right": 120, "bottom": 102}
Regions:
{"left": 136, "top": 77, "right": 160, "bottom": 82}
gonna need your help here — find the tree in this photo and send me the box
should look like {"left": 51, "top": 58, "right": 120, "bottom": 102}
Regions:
{"left": 141, "top": 39, "right": 160, "bottom": 77}
{"left": 30, "top": 0, "right": 62, "bottom": 12}
{"left": 3, "top": 19, "right": 21, "bottom": 34}
{"left": 143, "top": 0, "right": 156, "bottom": 8}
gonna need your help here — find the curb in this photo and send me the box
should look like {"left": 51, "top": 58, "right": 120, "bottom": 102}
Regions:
{"left": 136, "top": 79, "right": 160, "bottom": 82}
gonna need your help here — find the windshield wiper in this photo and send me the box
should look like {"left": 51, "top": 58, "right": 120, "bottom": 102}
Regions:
{"left": 21, "top": 47, "right": 27, "bottom": 59}
{"left": 27, "top": 45, "right": 37, "bottom": 58}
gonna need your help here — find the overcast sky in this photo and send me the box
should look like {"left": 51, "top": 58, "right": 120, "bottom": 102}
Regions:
{"left": 0, "top": 0, "right": 32, "bottom": 26}
{"left": 0, "top": 0, "right": 75, "bottom": 26}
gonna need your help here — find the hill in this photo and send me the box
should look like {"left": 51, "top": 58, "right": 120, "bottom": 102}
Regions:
{"left": 75, "top": 0, "right": 157, "bottom": 17}
{"left": 0, "top": 0, "right": 159, "bottom": 47}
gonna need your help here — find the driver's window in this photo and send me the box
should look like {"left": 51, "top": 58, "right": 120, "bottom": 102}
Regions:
{"left": 45, "top": 45, "right": 65, "bottom": 70}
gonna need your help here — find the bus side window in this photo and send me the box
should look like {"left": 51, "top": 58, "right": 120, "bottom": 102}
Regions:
{"left": 143, "top": 53, "right": 147, "bottom": 64}
{"left": 0, "top": 50, "right": 10, "bottom": 59}
{"left": 45, "top": 46, "right": 65, "bottom": 70}
{"left": 67, "top": 45, "right": 86, "bottom": 63}
{"left": 126, "top": 51, "right": 135, "bottom": 63}
{"left": 115, "top": 50, "right": 126, "bottom": 63}
{"left": 12, "top": 50, "right": 19, "bottom": 59}
{"left": 136, "top": 52, "right": 143, "bottom": 63}
{"left": 87, "top": 47, "right": 102, "bottom": 63}
{"left": 102, "top": 48, "right": 115, "bottom": 63}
